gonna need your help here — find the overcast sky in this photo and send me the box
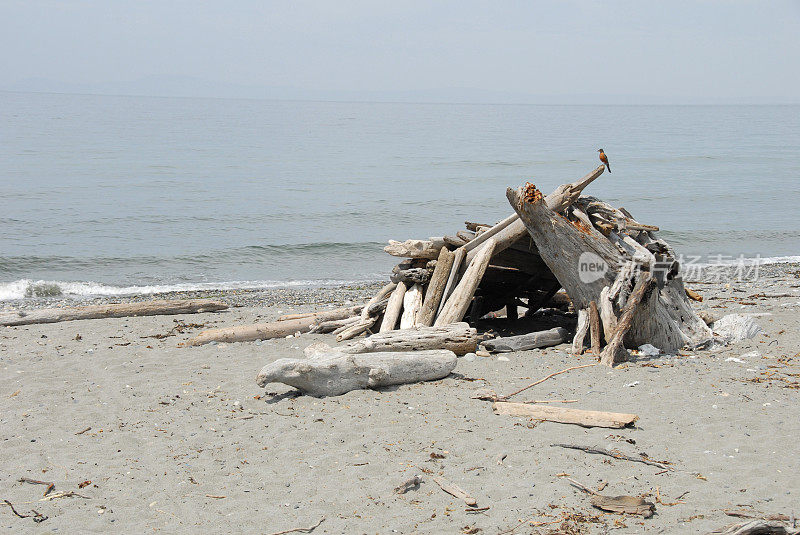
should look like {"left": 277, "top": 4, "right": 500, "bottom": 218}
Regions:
{"left": 2, "top": 0, "right": 798, "bottom": 103}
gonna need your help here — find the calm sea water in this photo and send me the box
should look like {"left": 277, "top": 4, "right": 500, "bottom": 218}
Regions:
{"left": 2, "top": 92, "right": 799, "bottom": 299}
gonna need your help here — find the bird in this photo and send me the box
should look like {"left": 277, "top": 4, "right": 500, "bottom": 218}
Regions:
{"left": 598, "top": 148, "right": 611, "bottom": 173}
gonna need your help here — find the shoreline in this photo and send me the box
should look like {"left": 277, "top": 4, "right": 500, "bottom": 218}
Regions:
{"left": 2, "top": 261, "right": 798, "bottom": 312}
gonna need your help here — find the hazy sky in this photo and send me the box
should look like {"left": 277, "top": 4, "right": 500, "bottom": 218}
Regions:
{"left": 2, "top": 0, "right": 799, "bottom": 102}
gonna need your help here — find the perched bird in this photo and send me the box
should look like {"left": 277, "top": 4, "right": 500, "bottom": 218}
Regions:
{"left": 598, "top": 148, "right": 611, "bottom": 173}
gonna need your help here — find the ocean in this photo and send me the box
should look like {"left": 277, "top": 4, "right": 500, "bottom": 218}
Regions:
{"left": 2, "top": 91, "right": 799, "bottom": 300}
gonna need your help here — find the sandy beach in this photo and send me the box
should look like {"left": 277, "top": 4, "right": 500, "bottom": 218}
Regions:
{"left": 1, "top": 265, "right": 798, "bottom": 534}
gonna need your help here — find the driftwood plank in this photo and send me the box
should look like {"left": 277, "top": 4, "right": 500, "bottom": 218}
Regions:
{"left": 432, "top": 476, "right": 477, "bottom": 506}
{"left": 492, "top": 402, "right": 638, "bottom": 428}
{"left": 2, "top": 299, "right": 227, "bottom": 327}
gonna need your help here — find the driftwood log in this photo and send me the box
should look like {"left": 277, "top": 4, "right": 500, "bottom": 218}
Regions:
{"left": 255, "top": 349, "right": 457, "bottom": 397}
{"left": 187, "top": 316, "right": 312, "bottom": 346}
{"left": 1, "top": 299, "right": 227, "bottom": 327}
{"left": 338, "top": 322, "right": 478, "bottom": 355}
{"left": 482, "top": 327, "right": 569, "bottom": 353}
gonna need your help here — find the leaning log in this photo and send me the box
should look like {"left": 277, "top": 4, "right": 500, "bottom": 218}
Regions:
{"left": 600, "top": 275, "right": 656, "bottom": 367}
{"left": 339, "top": 322, "right": 478, "bottom": 355}
{"left": 380, "top": 282, "right": 407, "bottom": 333}
{"left": 435, "top": 239, "right": 496, "bottom": 326}
{"left": 482, "top": 327, "right": 569, "bottom": 352}
{"left": 437, "top": 247, "right": 466, "bottom": 316}
{"left": 400, "top": 283, "right": 423, "bottom": 329}
{"left": 256, "top": 349, "right": 458, "bottom": 397}
{"left": 572, "top": 309, "right": 589, "bottom": 355}
{"left": 2, "top": 299, "right": 228, "bottom": 327}
{"left": 417, "top": 247, "right": 455, "bottom": 327}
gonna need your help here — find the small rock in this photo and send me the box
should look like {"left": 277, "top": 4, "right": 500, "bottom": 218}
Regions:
{"left": 475, "top": 350, "right": 491, "bottom": 358}
{"left": 624, "top": 381, "right": 639, "bottom": 387}
{"left": 462, "top": 352, "right": 477, "bottom": 362}
{"left": 497, "top": 356, "right": 510, "bottom": 362}
{"left": 725, "top": 357, "right": 746, "bottom": 364}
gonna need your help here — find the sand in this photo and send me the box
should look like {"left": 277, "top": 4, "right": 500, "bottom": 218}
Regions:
{"left": 1, "top": 268, "right": 799, "bottom": 534}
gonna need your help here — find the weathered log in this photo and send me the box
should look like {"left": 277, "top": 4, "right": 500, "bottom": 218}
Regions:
{"left": 338, "top": 322, "right": 478, "bottom": 355}
{"left": 2, "top": 299, "right": 227, "bottom": 327}
{"left": 482, "top": 327, "right": 569, "bottom": 353}
{"left": 598, "top": 286, "right": 618, "bottom": 343}
{"left": 437, "top": 247, "right": 466, "bottom": 316}
{"left": 380, "top": 282, "right": 407, "bottom": 333}
{"left": 508, "top": 184, "right": 621, "bottom": 310}
{"left": 508, "top": 182, "right": 712, "bottom": 352}
{"left": 418, "top": 247, "right": 455, "bottom": 327}
{"left": 492, "top": 402, "right": 638, "bottom": 428}
{"left": 361, "top": 283, "right": 397, "bottom": 320}
{"left": 572, "top": 309, "right": 589, "bottom": 354}
{"left": 443, "top": 235, "right": 468, "bottom": 248}
{"left": 390, "top": 267, "right": 432, "bottom": 285}
{"left": 336, "top": 316, "right": 377, "bottom": 342}
{"left": 255, "top": 349, "right": 458, "bottom": 397}
{"left": 435, "top": 239, "right": 496, "bottom": 326}
{"left": 278, "top": 305, "right": 362, "bottom": 322}
{"left": 384, "top": 239, "right": 441, "bottom": 260}
{"left": 187, "top": 316, "right": 311, "bottom": 346}
{"left": 589, "top": 301, "right": 602, "bottom": 355}
{"left": 400, "top": 283, "right": 423, "bottom": 329}
{"left": 600, "top": 275, "right": 656, "bottom": 367}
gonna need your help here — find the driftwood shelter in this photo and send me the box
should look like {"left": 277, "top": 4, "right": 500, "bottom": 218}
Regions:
{"left": 337, "top": 164, "right": 712, "bottom": 366}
